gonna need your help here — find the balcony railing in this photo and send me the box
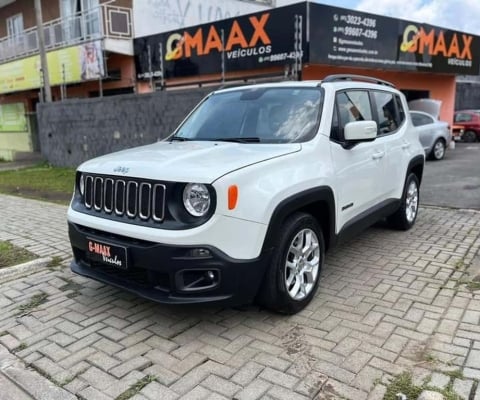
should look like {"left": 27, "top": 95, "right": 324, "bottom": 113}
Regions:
{"left": 0, "top": 4, "right": 132, "bottom": 64}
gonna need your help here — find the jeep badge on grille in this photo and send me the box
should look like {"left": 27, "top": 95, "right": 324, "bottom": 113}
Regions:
{"left": 114, "top": 166, "right": 129, "bottom": 174}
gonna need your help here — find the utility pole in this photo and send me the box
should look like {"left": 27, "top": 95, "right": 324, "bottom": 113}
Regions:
{"left": 34, "top": 0, "right": 52, "bottom": 102}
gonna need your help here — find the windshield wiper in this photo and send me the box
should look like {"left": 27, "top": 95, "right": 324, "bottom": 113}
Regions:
{"left": 170, "top": 136, "right": 261, "bottom": 143}
{"left": 169, "top": 136, "right": 192, "bottom": 141}
{"left": 211, "top": 137, "right": 261, "bottom": 143}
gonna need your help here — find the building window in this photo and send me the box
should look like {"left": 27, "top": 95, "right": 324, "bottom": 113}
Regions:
{"left": 60, "top": 0, "right": 100, "bottom": 41}
{"left": 7, "top": 13, "right": 24, "bottom": 38}
{"left": 60, "top": 0, "right": 99, "bottom": 17}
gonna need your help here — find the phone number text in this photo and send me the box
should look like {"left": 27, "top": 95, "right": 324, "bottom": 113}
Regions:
{"left": 336, "top": 26, "right": 378, "bottom": 39}
{"left": 340, "top": 15, "right": 377, "bottom": 28}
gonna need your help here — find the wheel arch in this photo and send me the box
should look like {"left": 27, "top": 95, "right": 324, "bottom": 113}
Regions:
{"left": 407, "top": 155, "right": 425, "bottom": 185}
{"left": 262, "top": 186, "right": 336, "bottom": 253}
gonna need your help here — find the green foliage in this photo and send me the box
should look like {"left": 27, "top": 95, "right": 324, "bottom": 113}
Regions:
{"left": 12, "top": 343, "right": 27, "bottom": 353}
{"left": 115, "top": 375, "right": 157, "bottom": 400}
{"left": 440, "top": 386, "right": 463, "bottom": 400}
{"left": 383, "top": 371, "right": 465, "bottom": 400}
{"left": 383, "top": 372, "right": 423, "bottom": 400}
{"left": 0, "top": 241, "right": 36, "bottom": 268}
{"left": 466, "top": 281, "right": 480, "bottom": 291}
{"left": 17, "top": 292, "right": 48, "bottom": 315}
{"left": 0, "top": 163, "right": 75, "bottom": 204}
{"left": 46, "top": 256, "right": 63, "bottom": 270}
{"left": 443, "top": 369, "right": 463, "bottom": 380}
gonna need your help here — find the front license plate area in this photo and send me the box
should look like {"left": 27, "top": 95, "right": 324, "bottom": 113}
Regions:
{"left": 86, "top": 237, "right": 128, "bottom": 270}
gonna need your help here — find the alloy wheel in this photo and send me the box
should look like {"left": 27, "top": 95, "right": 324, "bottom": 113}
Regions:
{"left": 433, "top": 141, "right": 445, "bottom": 159}
{"left": 405, "top": 180, "right": 418, "bottom": 223}
{"left": 284, "top": 228, "right": 320, "bottom": 300}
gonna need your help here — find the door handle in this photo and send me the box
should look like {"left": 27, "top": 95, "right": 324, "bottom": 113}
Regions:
{"left": 402, "top": 142, "right": 411, "bottom": 149}
{"left": 372, "top": 151, "right": 385, "bottom": 160}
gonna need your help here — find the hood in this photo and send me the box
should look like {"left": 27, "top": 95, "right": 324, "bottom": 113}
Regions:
{"left": 408, "top": 99, "right": 442, "bottom": 119}
{"left": 79, "top": 140, "right": 301, "bottom": 183}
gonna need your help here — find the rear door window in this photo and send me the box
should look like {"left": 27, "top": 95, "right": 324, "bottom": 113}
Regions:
{"left": 372, "top": 91, "right": 404, "bottom": 135}
{"left": 411, "top": 113, "right": 433, "bottom": 127}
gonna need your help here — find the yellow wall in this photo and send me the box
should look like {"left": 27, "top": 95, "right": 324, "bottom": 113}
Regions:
{"left": 0, "top": 132, "right": 33, "bottom": 160}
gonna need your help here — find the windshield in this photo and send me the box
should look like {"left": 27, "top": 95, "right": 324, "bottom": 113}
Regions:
{"left": 173, "top": 87, "right": 322, "bottom": 143}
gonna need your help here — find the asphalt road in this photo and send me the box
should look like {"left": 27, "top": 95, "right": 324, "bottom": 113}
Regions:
{"left": 421, "top": 142, "right": 480, "bottom": 210}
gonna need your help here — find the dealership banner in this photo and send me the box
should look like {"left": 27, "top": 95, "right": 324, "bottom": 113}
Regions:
{"left": 309, "top": 3, "right": 480, "bottom": 75}
{"left": 134, "top": 3, "right": 307, "bottom": 80}
{"left": 0, "top": 103, "right": 27, "bottom": 132}
{"left": 0, "top": 40, "right": 104, "bottom": 94}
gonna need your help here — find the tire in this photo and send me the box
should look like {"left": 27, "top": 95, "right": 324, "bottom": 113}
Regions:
{"left": 463, "top": 130, "right": 477, "bottom": 143}
{"left": 257, "top": 212, "right": 324, "bottom": 314}
{"left": 430, "top": 139, "right": 445, "bottom": 160}
{"left": 387, "top": 173, "right": 420, "bottom": 230}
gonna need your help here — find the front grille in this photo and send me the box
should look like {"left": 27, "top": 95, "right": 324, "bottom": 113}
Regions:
{"left": 83, "top": 175, "right": 166, "bottom": 223}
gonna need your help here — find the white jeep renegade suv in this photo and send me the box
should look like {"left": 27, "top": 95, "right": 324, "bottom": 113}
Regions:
{"left": 68, "top": 75, "right": 425, "bottom": 314}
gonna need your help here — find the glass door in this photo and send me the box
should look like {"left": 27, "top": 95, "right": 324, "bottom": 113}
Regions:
{"left": 6, "top": 14, "right": 24, "bottom": 57}
{"left": 82, "top": 0, "right": 100, "bottom": 38}
{"left": 7, "top": 14, "right": 24, "bottom": 37}
{"left": 60, "top": 0, "right": 80, "bottom": 42}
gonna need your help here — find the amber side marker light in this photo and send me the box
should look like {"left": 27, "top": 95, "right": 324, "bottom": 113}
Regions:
{"left": 228, "top": 185, "right": 238, "bottom": 210}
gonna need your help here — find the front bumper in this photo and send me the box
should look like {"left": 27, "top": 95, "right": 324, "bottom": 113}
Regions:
{"left": 68, "top": 222, "right": 271, "bottom": 306}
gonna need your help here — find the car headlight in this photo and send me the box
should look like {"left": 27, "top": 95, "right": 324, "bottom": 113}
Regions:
{"left": 183, "top": 183, "right": 211, "bottom": 217}
{"left": 79, "top": 173, "right": 85, "bottom": 196}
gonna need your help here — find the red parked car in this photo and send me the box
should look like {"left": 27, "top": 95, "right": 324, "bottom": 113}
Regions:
{"left": 454, "top": 110, "right": 480, "bottom": 142}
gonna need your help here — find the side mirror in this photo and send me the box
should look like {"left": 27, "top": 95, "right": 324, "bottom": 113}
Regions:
{"left": 344, "top": 120, "right": 378, "bottom": 142}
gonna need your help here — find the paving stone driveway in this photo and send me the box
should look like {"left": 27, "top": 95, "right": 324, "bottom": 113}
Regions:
{"left": 1, "top": 193, "right": 480, "bottom": 400}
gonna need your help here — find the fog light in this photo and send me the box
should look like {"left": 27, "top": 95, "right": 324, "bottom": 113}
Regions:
{"left": 186, "top": 248, "right": 211, "bottom": 258}
{"left": 176, "top": 269, "right": 220, "bottom": 292}
{"left": 206, "top": 270, "right": 215, "bottom": 280}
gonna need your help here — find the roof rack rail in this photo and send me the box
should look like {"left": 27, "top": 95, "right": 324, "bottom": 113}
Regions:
{"left": 322, "top": 74, "right": 395, "bottom": 87}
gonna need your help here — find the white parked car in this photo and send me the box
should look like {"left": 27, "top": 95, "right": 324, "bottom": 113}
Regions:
{"left": 409, "top": 99, "right": 452, "bottom": 161}
{"left": 68, "top": 75, "right": 425, "bottom": 314}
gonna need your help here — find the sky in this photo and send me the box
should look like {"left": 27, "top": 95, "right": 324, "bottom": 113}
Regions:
{"left": 299, "top": 0, "right": 480, "bottom": 35}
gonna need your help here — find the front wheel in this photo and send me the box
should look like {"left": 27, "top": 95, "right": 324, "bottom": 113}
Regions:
{"left": 430, "top": 139, "right": 445, "bottom": 160}
{"left": 257, "top": 212, "right": 324, "bottom": 314}
{"left": 387, "top": 173, "right": 420, "bottom": 230}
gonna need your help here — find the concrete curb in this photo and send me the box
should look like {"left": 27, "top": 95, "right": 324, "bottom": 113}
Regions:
{"left": 0, "top": 344, "right": 75, "bottom": 400}
{"left": 0, "top": 160, "right": 41, "bottom": 172}
{"left": 0, "top": 257, "right": 52, "bottom": 283}
{"left": 421, "top": 204, "right": 480, "bottom": 213}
